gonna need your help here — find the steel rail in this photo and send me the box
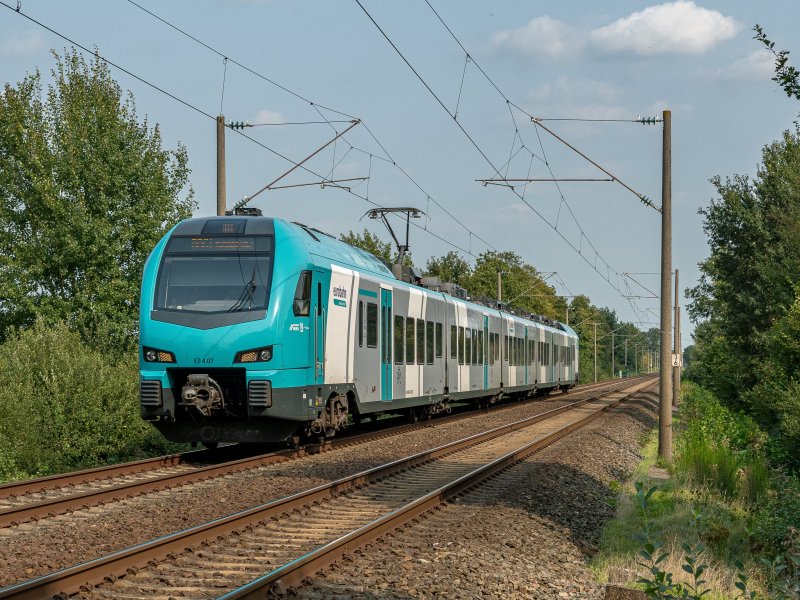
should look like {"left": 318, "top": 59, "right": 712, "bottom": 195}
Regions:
{"left": 223, "top": 380, "right": 659, "bottom": 599}
{"left": 0, "top": 377, "right": 656, "bottom": 600}
{"left": 0, "top": 377, "right": 648, "bottom": 527}
{"left": 0, "top": 377, "right": 629, "bottom": 500}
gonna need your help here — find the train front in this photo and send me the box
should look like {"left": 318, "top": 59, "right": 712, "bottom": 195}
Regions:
{"left": 138, "top": 215, "right": 314, "bottom": 446}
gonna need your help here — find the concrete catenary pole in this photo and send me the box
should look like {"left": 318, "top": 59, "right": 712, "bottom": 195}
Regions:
{"left": 216, "top": 115, "right": 226, "bottom": 216}
{"left": 612, "top": 331, "right": 615, "bottom": 378}
{"left": 673, "top": 269, "right": 681, "bottom": 406}
{"left": 593, "top": 322, "right": 598, "bottom": 383}
{"left": 624, "top": 337, "right": 628, "bottom": 376}
{"left": 497, "top": 271, "right": 503, "bottom": 304}
{"left": 658, "top": 110, "right": 673, "bottom": 460}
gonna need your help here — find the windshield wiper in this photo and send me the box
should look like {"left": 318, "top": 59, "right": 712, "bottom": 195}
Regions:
{"left": 228, "top": 267, "right": 257, "bottom": 312}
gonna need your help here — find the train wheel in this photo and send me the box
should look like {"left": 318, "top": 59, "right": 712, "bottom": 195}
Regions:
{"left": 202, "top": 442, "right": 218, "bottom": 450}
{"left": 408, "top": 407, "right": 420, "bottom": 424}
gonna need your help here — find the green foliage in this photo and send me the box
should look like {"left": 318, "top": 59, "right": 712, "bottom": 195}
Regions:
{"left": 677, "top": 386, "right": 763, "bottom": 453}
{"left": 686, "top": 127, "right": 800, "bottom": 470}
{"left": 752, "top": 474, "right": 800, "bottom": 554}
{"left": 424, "top": 250, "right": 471, "bottom": 287}
{"left": 0, "top": 49, "right": 195, "bottom": 351}
{"left": 340, "top": 228, "right": 395, "bottom": 266}
{"left": 0, "top": 320, "right": 178, "bottom": 481}
{"left": 675, "top": 386, "right": 769, "bottom": 505}
{"left": 753, "top": 25, "right": 800, "bottom": 103}
{"left": 757, "top": 527, "right": 800, "bottom": 598}
{"left": 633, "top": 482, "right": 712, "bottom": 599}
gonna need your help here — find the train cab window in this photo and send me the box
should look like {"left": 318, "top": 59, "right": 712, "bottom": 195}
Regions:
{"left": 458, "top": 327, "right": 465, "bottom": 364}
{"left": 416, "top": 319, "right": 425, "bottom": 364}
{"left": 394, "top": 315, "right": 404, "bottom": 364}
{"left": 358, "top": 301, "right": 364, "bottom": 347}
{"left": 406, "top": 317, "right": 415, "bottom": 364}
{"left": 426, "top": 321, "right": 434, "bottom": 364}
{"left": 292, "top": 271, "right": 312, "bottom": 316}
{"left": 450, "top": 325, "right": 457, "bottom": 359}
{"left": 465, "top": 328, "right": 472, "bottom": 366}
{"left": 436, "top": 322, "right": 443, "bottom": 358}
{"left": 366, "top": 302, "right": 378, "bottom": 348}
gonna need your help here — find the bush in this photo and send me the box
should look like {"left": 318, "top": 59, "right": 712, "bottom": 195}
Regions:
{"left": 743, "top": 379, "right": 800, "bottom": 472}
{"left": 677, "top": 385, "right": 764, "bottom": 454}
{"left": 753, "top": 473, "right": 800, "bottom": 552}
{"left": 0, "top": 320, "right": 176, "bottom": 481}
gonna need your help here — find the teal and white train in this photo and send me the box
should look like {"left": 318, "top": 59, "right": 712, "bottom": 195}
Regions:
{"left": 139, "top": 213, "right": 579, "bottom": 446}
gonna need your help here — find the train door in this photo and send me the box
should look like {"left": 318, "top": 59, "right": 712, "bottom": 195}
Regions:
{"left": 483, "top": 316, "right": 489, "bottom": 390}
{"left": 380, "top": 289, "right": 393, "bottom": 401}
{"left": 312, "top": 268, "right": 329, "bottom": 386}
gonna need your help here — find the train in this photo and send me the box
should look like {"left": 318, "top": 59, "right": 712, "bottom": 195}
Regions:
{"left": 138, "top": 211, "right": 579, "bottom": 446}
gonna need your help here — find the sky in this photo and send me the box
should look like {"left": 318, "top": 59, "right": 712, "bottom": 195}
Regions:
{"left": 1, "top": 0, "right": 799, "bottom": 344}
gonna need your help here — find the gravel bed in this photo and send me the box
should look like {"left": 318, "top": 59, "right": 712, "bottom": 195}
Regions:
{"left": 294, "top": 390, "right": 659, "bottom": 600}
{"left": 0, "top": 393, "right": 584, "bottom": 587}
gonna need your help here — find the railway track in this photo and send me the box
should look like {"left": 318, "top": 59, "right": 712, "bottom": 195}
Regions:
{"left": 0, "top": 376, "right": 650, "bottom": 528}
{"left": 0, "top": 376, "right": 656, "bottom": 600}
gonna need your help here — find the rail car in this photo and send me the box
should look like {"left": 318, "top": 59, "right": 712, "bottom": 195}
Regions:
{"left": 138, "top": 214, "right": 579, "bottom": 445}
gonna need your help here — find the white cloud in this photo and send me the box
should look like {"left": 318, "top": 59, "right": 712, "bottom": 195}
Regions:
{"left": 253, "top": 109, "right": 285, "bottom": 124}
{"left": 527, "top": 77, "right": 629, "bottom": 120}
{"left": 589, "top": 1, "right": 740, "bottom": 56}
{"left": 491, "top": 16, "right": 581, "bottom": 60}
{"left": 0, "top": 30, "right": 46, "bottom": 57}
{"left": 716, "top": 49, "right": 774, "bottom": 81}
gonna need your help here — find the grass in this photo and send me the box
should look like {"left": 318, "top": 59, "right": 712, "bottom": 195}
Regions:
{"left": 590, "top": 392, "right": 772, "bottom": 598}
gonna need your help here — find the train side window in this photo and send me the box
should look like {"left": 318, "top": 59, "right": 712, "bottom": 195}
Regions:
{"left": 416, "top": 319, "right": 425, "bottom": 364}
{"left": 494, "top": 333, "right": 499, "bottom": 360}
{"left": 478, "top": 329, "right": 484, "bottom": 364}
{"left": 450, "top": 325, "right": 457, "bottom": 359}
{"left": 465, "top": 328, "right": 472, "bottom": 366}
{"left": 394, "top": 315, "right": 404, "bottom": 364}
{"left": 358, "top": 301, "right": 364, "bottom": 347}
{"left": 406, "top": 317, "right": 415, "bottom": 364}
{"left": 435, "top": 322, "right": 443, "bottom": 358}
{"left": 458, "top": 327, "right": 465, "bottom": 364}
{"left": 504, "top": 335, "right": 509, "bottom": 363}
{"left": 292, "top": 270, "right": 312, "bottom": 316}
{"left": 471, "top": 329, "right": 478, "bottom": 365}
{"left": 366, "top": 302, "right": 378, "bottom": 348}
{"left": 426, "top": 321, "right": 434, "bottom": 364}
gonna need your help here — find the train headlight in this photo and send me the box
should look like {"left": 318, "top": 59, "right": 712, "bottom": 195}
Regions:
{"left": 235, "top": 346, "right": 273, "bottom": 363}
{"left": 143, "top": 347, "right": 176, "bottom": 363}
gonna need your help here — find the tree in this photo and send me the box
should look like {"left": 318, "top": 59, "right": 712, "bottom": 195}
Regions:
{"left": 686, "top": 130, "right": 800, "bottom": 401}
{"left": 339, "top": 228, "right": 415, "bottom": 267}
{"left": 466, "top": 250, "right": 563, "bottom": 319}
{"left": 340, "top": 228, "right": 393, "bottom": 265}
{"left": 0, "top": 49, "right": 194, "bottom": 350}
{"left": 424, "top": 251, "right": 472, "bottom": 287}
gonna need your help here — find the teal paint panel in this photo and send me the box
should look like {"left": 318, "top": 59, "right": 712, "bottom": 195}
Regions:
{"left": 359, "top": 288, "right": 378, "bottom": 298}
{"left": 380, "top": 289, "right": 393, "bottom": 401}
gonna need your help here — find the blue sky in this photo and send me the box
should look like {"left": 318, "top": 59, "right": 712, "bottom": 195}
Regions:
{"left": 2, "top": 1, "right": 799, "bottom": 341}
